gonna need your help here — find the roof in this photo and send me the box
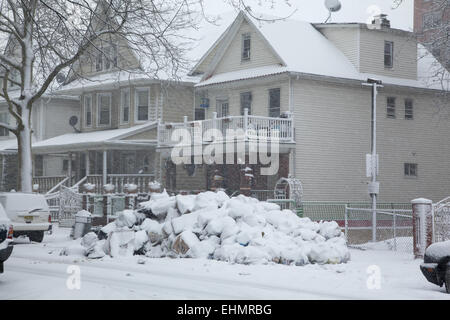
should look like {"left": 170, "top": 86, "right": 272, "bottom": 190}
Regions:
{"left": 32, "top": 121, "right": 158, "bottom": 153}
{"left": 55, "top": 12, "right": 237, "bottom": 95}
{"left": 193, "top": 12, "right": 449, "bottom": 91}
{"left": 0, "top": 139, "right": 18, "bottom": 154}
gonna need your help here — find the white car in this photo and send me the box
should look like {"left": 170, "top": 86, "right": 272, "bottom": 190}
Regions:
{"left": 0, "top": 203, "right": 13, "bottom": 273}
{"left": 0, "top": 193, "right": 52, "bottom": 243}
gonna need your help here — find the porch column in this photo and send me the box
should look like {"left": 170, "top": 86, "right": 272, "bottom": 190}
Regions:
{"left": 85, "top": 151, "right": 90, "bottom": 176}
{"left": 68, "top": 152, "right": 73, "bottom": 186}
{"left": 102, "top": 150, "right": 107, "bottom": 186}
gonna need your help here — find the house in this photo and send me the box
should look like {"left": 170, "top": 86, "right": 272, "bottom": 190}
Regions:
{"left": 0, "top": 38, "right": 80, "bottom": 192}
{"left": 157, "top": 11, "right": 450, "bottom": 203}
{"left": 31, "top": 3, "right": 204, "bottom": 194}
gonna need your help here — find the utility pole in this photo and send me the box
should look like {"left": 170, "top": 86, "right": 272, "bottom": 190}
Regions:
{"left": 363, "top": 78, "right": 383, "bottom": 242}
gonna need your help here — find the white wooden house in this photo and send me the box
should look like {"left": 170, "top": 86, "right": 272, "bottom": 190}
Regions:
{"left": 157, "top": 12, "right": 450, "bottom": 203}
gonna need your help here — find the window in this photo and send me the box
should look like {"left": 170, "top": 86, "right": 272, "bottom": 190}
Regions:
{"left": 195, "top": 108, "right": 205, "bottom": 120}
{"left": 269, "top": 88, "right": 281, "bottom": 117}
{"left": 135, "top": 88, "right": 149, "bottom": 122}
{"left": 216, "top": 99, "right": 229, "bottom": 118}
{"left": 84, "top": 95, "right": 92, "bottom": 127}
{"left": 121, "top": 89, "right": 130, "bottom": 124}
{"left": 240, "top": 92, "right": 252, "bottom": 115}
{"left": 387, "top": 97, "right": 396, "bottom": 119}
{"left": 34, "top": 155, "right": 43, "bottom": 177}
{"left": 422, "top": 12, "right": 441, "bottom": 30}
{"left": 404, "top": 163, "right": 417, "bottom": 177}
{"left": 241, "top": 33, "right": 251, "bottom": 61}
{"left": 97, "top": 93, "right": 111, "bottom": 126}
{"left": 95, "top": 44, "right": 118, "bottom": 72}
{"left": 0, "top": 113, "right": 9, "bottom": 136}
{"left": 384, "top": 41, "right": 394, "bottom": 68}
{"left": 95, "top": 52, "right": 103, "bottom": 72}
{"left": 63, "top": 159, "right": 76, "bottom": 172}
{"left": 405, "top": 99, "right": 413, "bottom": 120}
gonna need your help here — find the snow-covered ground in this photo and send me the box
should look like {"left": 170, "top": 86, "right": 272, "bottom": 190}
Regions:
{"left": 0, "top": 225, "right": 448, "bottom": 300}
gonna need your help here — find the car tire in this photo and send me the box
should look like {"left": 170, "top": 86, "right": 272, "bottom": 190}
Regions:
{"left": 28, "top": 231, "right": 44, "bottom": 243}
{"left": 445, "top": 267, "right": 450, "bottom": 294}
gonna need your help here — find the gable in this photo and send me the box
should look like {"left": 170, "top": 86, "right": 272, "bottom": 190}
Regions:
{"left": 66, "top": 3, "right": 140, "bottom": 83}
{"left": 212, "top": 19, "right": 283, "bottom": 76}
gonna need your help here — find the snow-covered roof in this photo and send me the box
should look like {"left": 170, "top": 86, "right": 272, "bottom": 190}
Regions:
{"left": 0, "top": 139, "right": 18, "bottom": 154}
{"left": 33, "top": 121, "right": 158, "bottom": 153}
{"left": 194, "top": 12, "right": 449, "bottom": 91}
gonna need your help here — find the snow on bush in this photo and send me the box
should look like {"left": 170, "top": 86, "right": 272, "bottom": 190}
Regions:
{"left": 82, "top": 190, "right": 350, "bottom": 266}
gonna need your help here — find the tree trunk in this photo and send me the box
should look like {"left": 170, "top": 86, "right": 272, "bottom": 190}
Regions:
{"left": 17, "top": 108, "right": 33, "bottom": 193}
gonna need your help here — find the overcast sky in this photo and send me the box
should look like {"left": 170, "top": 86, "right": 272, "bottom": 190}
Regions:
{"left": 203, "top": 0, "right": 414, "bottom": 31}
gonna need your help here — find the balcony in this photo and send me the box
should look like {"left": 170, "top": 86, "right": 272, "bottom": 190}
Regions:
{"left": 158, "top": 109, "right": 295, "bottom": 147}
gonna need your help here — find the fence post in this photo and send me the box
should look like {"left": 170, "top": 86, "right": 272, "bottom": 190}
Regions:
{"left": 393, "top": 213, "right": 397, "bottom": 251}
{"left": 411, "top": 198, "right": 433, "bottom": 259}
{"left": 344, "top": 205, "right": 349, "bottom": 243}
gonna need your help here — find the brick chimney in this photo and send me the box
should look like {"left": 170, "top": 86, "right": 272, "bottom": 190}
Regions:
{"left": 371, "top": 14, "right": 391, "bottom": 29}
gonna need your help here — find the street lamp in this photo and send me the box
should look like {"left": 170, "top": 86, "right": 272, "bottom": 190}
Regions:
{"left": 363, "top": 78, "right": 383, "bottom": 242}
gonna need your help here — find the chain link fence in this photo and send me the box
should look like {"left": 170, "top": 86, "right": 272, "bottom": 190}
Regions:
{"left": 344, "top": 207, "right": 413, "bottom": 252}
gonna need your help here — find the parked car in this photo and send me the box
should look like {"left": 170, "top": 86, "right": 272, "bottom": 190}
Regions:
{"left": 420, "top": 240, "right": 450, "bottom": 293}
{"left": 0, "top": 193, "right": 51, "bottom": 243}
{"left": 0, "top": 203, "right": 13, "bottom": 273}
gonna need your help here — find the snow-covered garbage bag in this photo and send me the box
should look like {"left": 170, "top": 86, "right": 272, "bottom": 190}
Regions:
{"left": 78, "top": 190, "right": 350, "bottom": 266}
{"left": 104, "top": 229, "right": 135, "bottom": 258}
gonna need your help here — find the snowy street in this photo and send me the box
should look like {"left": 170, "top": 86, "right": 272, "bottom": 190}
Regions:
{"left": 0, "top": 226, "right": 448, "bottom": 300}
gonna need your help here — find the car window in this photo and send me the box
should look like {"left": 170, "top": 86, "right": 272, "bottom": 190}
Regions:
{"left": 3, "top": 195, "right": 49, "bottom": 212}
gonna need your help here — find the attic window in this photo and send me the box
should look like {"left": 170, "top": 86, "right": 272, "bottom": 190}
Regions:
{"left": 241, "top": 33, "right": 251, "bottom": 61}
{"left": 95, "top": 44, "right": 118, "bottom": 72}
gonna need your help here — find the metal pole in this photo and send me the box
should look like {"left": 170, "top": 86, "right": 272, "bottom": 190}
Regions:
{"left": 344, "top": 205, "right": 349, "bottom": 243}
{"left": 371, "top": 82, "right": 377, "bottom": 242}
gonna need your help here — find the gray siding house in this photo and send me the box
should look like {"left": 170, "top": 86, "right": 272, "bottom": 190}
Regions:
{"left": 157, "top": 12, "right": 450, "bottom": 203}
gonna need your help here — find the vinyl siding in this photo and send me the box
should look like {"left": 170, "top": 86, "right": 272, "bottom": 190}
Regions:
{"left": 292, "top": 78, "right": 450, "bottom": 202}
{"left": 213, "top": 20, "right": 282, "bottom": 75}
{"left": 359, "top": 28, "right": 418, "bottom": 80}
{"left": 317, "top": 27, "right": 360, "bottom": 69}
{"left": 80, "top": 83, "right": 193, "bottom": 132}
{"left": 196, "top": 76, "right": 290, "bottom": 119}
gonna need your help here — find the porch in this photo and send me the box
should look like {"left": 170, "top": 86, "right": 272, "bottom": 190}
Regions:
{"left": 158, "top": 109, "right": 295, "bottom": 147}
{"left": 31, "top": 122, "right": 160, "bottom": 194}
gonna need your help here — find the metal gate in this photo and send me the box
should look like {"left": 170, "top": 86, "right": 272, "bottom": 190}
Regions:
{"left": 59, "top": 186, "right": 82, "bottom": 227}
{"left": 344, "top": 206, "right": 413, "bottom": 252}
{"left": 433, "top": 197, "right": 450, "bottom": 243}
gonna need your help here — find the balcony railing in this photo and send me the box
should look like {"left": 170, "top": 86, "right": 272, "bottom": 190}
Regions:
{"left": 158, "top": 109, "right": 295, "bottom": 147}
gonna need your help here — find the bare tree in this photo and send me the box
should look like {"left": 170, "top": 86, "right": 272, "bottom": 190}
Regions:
{"left": 394, "top": 0, "right": 449, "bottom": 114}
{"left": 0, "top": 0, "right": 294, "bottom": 192}
{"left": 0, "top": 0, "right": 205, "bottom": 192}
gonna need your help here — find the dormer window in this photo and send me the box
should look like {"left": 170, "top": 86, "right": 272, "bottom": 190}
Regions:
{"left": 95, "top": 44, "right": 118, "bottom": 72}
{"left": 384, "top": 41, "right": 394, "bottom": 68}
{"left": 241, "top": 33, "right": 251, "bottom": 61}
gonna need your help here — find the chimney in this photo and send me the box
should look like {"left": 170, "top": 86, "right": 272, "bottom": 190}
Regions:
{"left": 371, "top": 14, "right": 391, "bottom": 29}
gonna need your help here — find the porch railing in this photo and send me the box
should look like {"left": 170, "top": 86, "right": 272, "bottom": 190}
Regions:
{"left": 158, "top": 110, "right": 295, "bottom": 147}
{"left": 33, "top": 175, "right": 70, "bottom": 194}
{"left": 84, "top": 174, "right": 156, "bottom": 194}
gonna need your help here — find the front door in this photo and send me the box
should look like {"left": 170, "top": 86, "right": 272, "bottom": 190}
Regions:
{"left": 122, "top": 153, "right": 136, "bottom": 174}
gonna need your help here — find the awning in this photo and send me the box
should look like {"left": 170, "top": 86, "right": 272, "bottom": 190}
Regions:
{"left": 32, "top": 122, "right": 158, "bottom": 154}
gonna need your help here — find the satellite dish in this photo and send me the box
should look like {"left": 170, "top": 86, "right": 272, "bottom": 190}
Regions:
{"left": 56, "top": 73, "right": 66, "bottom": 84}
{"left": 69, "top": 116, "right": 81, "bottom": 133}
{"left": 325, "top": 0, "right": 341, "bottom": 12}
{"left": 69, "top": 116, "right": 78, "bottom": 126}
{"left": 324, "top": 0, "right": 341, "bottom": 23}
